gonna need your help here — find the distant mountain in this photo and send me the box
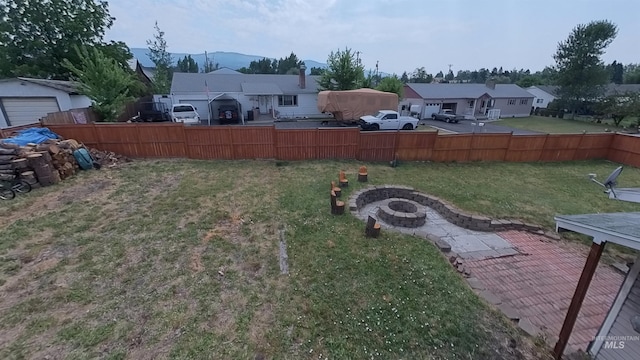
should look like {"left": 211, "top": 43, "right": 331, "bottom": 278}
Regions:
{"left": 130, "top": 48, "right": 327, "bottom": 73}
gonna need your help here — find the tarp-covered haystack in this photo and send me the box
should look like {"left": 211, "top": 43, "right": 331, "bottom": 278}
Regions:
{"left": 317, "top": 89, "right": 399, "bottom": 122}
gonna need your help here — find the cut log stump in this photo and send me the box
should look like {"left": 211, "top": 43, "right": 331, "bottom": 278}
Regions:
{"left": 27, "top": 153, "right": 55, "bottom": 187}
{"left": 365, "top": 216, "right": 381, "bottom": 238}
{"left": 339, "top": 170, "right": 349, "bottom": 187}
{"left": 331, "top": 181, "right": 341, "bottom": 197}
{"left": 358, "top": 166, "right": 368, "bottom": 182}
{"left": 330, "top": 190, "right": 345, "bottom": 215}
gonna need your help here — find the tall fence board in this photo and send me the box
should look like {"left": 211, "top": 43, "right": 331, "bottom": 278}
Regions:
{"left": 43, "top": 123, "right": 640, "bottom": 167}
{"left": 137, "top": 123, "right": 186, "bottom": 158}
{"left": 185, "top": 127, "right": 234, "bottom": 159}
{"left": 358, "top": 132, "right": 396, "bottom": 162}
{"left": 433, "top": 135, "right": 473, "bottom": 162}
{"left": 317, "top": 128, "right": 359, "bottom": 159}
{"left": 609, "top": 134, "right": 640, "bottom": 168}
{"left": 469, "top": 133, "right": 512, "bottom": 161}
{"left": 396, "top": 132, "right": 437, "bottom": 161}
{"left": 504, "top": 135, "right": 548, "bottom": 162}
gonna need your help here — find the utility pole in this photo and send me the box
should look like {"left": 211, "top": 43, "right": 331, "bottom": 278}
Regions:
{"left": 375, "top": 60, "right": 379, "bottom": 87}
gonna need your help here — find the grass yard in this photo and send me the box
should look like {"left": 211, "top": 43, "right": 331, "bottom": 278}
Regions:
{"left": 1, "top": 159, "right": 640, "bottom": 359}
{"left": 494, "top": 116, "right": 623, "bottom": 134}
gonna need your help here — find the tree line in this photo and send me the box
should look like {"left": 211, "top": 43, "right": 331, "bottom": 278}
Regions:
{"left": 1, "top": 1, "right": 637, "bottom": 125}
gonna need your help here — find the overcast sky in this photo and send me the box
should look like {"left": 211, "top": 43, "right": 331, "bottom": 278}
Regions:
{"left": 106, "top": 0, "right": 639, "bottom": 75}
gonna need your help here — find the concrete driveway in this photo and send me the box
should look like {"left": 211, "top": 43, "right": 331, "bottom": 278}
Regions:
{"left": 420, "top": 119, "right": 542, "bottom": 135}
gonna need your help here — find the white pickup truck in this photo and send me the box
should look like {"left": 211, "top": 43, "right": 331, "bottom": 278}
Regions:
{"left": 359, "top": 110, "right": 419, "bottom": 131}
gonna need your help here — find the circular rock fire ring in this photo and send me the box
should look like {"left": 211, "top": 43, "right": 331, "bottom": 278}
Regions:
{"left": 377, "top": 198, "right": 427, "bottom": 228}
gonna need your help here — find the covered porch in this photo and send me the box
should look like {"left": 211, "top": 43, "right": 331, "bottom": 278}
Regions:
{"left": 553, "top": 212, "right": 640, "bottom": 359}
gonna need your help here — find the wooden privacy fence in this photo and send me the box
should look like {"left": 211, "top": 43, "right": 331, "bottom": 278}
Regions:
{"left": 41, "top": 108, "right": 100, "bottom": 125}
{"left": 43, "top": 123, "right": 640, "bottom": 166}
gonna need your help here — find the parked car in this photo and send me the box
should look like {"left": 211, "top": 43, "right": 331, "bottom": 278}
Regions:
{"left": 170, "top": 104, "right": 200, "bottom": 125}
{"left": 138, "top": 102, "right": 171, "bottom": 122}
{"left": 218, "top": 105, "right": 240, "bottom": 124}
{"left": 431, "top": 109, "right": 464, "bottom": 123}
{"left": 359, "top": 110, "right": 419, "bottom": 131}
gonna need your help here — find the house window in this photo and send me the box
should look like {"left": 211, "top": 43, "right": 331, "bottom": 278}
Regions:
{"left": 520, "top": 99, "right": 528, "bottom": 105}
{"left": 481, "top": 100, "right": 486, "bottom": 107}
{"left": 278, "top": 95, "right": 298, "bottom": 106}
{"left": 536, "top": 98, "right": 544, "bottom": 104}
{"left": 508, "top": 99, "right": 516, "bottom": 105}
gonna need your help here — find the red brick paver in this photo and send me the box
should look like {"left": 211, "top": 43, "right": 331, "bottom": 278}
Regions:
{"left": 464, "top": 230, "right": 624, "bottom": 350}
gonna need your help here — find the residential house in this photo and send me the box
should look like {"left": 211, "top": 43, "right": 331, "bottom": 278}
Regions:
{"left": 526, "top": 85, "right": 558, "bottom": 109}
{"left": 0, "top": 78, "right": 91, "bottom": 128}
{"left": 170, "top": 66, "right": 327, "bottom": 121}
{"left": 402, "top": 82, "right": 534, "bottom": 119}
{"left": 527, "top": 84, "right": 640, "bottom": 109}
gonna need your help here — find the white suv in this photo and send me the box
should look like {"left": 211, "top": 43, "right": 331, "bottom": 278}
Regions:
{"left": 170, "top": 104, "right": 200, "bottom": 125}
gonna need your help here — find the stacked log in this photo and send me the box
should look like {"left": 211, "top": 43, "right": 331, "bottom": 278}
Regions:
{"left": 0, "top": 136, "right": 128, "bottom": 189}
{"left": 0, "top": 146, "right": 18, "bottom": 182}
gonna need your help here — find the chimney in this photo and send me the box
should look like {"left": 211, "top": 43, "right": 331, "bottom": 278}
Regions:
{"left": 299, "top": 64, "right": 306, "bottom": 89}
{"left": 485, "top": 79, "right": 496, "bottom": 90}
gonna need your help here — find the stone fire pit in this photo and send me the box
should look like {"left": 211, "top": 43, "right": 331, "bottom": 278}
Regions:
{"left": 377, "top": 198, "right": 426, "bottom": 228}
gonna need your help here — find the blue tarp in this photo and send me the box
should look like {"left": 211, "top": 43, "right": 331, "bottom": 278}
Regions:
{"left": 1, "top": 127, "right": 60, "bottom": 146}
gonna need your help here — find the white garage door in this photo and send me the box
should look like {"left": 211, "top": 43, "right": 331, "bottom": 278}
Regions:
{"left": 180, "top": 100, "right": 210, "bottom": 120}
{"left": 1, "top": 97, "right": 60, "bottom": 126}
{"left": 423, "top": 102, "right": 441, "bottom": 119}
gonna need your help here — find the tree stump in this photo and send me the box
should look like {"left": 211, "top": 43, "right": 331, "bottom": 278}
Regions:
{"left": 339, "top": 170, "right": 349, "bottom": 187}
{"left": 358, "top": 166, "right": 368, "bottom": 182}
{"left": 365, "top": 216, "right": 381, "bottom": 238}
{"left": 331, "top": 181, "right": 341, "bottom": 197}
{"left": 27, "top": 153, "right": 55, "bottom": 186}
{"left": 330, "top": 190, "right": 345, "bottom": 215}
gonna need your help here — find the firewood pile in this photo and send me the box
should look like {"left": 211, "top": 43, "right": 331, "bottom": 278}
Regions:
{"left": 89, "top": 148, "right": 131, "bottom": 167}
{"left": 0, "top": 137, "right": 134, "bottom": 189}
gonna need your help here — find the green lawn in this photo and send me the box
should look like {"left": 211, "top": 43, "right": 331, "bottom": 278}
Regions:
{"left": 494, "top": 116, "right": 624, "bottom": 134}
{"left": 2, "top": 159, "right": 640, "bottom": 359}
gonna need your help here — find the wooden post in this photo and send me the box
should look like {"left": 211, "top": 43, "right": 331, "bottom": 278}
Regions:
{"left": 553, "top": 241, "right": 605, "bottom": 359}
{"left": 365, "top": 216, "right": 381, "bottom": 237}
{"left": 358, "top": 165, "right": 368, "bottom": 182}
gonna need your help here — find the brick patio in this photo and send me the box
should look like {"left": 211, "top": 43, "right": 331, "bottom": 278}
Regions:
{"left": 464, "top": 230, "right": 624, "bottom": 351}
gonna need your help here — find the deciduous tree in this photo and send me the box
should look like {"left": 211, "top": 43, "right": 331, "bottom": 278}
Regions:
{"left": 146, "top": 22, "right": 172, "bottom": 93}
{"left": 376, "top": 75, "right": 403, "bottom": 99}
{"left": 410, "top": 67, "right": 433, "bottom": 83}
{"left": 317, "top": 48, "right": 365, "bottom": 91}
{"left": 63, "top": 46, "right": 142, "bottom": 122}
{"left": 554, "top": 20, "right": 618, "bottom": 116}
{"left": 0, "top": 0, "right": 130, "bottom": 79}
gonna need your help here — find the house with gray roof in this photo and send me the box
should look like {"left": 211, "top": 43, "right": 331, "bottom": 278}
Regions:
{"left": 527, "top": 84, "right": 640, "bottom": 109}
{"left": 170, "top": 66, "right": 327, "bottom": 122}
{"left": 527, "top": 85, "right": 559, "bottom": 109}
{"left": 402, "top": 82, "right": 534, "bottom": 119}
{"left": 0, "top": 77, "right": 91, "bottom": 128}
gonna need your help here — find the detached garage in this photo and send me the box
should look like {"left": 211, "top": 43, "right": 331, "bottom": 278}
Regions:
{"left": 0, "top": 78, "right": 91, "bottom": 128}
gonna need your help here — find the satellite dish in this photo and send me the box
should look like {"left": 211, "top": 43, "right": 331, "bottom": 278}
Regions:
{"left": 603, "top": 166, "right": 623, "bottom": 188}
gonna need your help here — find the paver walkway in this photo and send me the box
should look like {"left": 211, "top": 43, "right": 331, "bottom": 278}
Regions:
{"left": 465, "top": 231, "right": 624, "bottom": 351}
{"left": 356, "top": 197, "right": 625, "bottom": 353}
